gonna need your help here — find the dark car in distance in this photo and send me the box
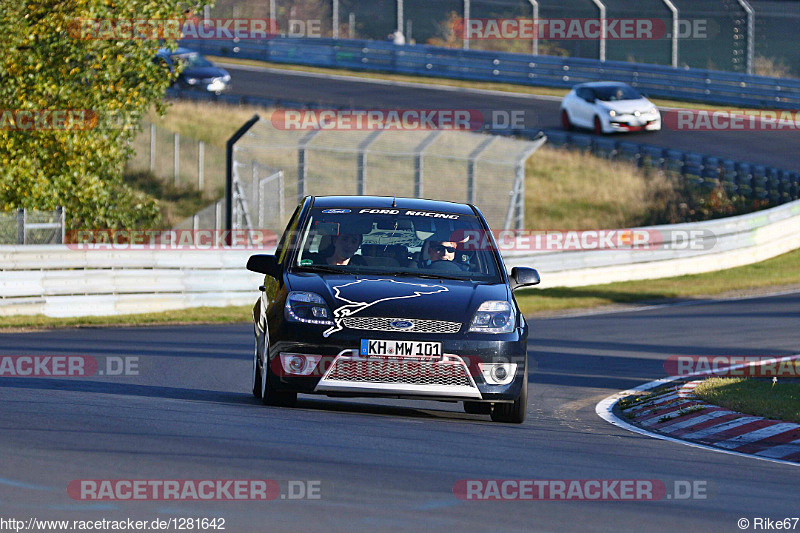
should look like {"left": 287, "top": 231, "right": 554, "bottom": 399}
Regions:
{"left": 156, "top": 47, "right": 231, "bottom": 94}
{"left": 246, "top": 196, "right": 540, "bottom": 423}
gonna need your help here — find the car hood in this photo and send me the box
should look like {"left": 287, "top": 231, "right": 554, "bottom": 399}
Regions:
{"left": 181, "top": 66, "right": 228, "bottom": 79}
{"left": 287, "top": 272, "right": 510, "bottom": 322}
{"left": 598, "top": 98, "right": 654, "bottom": 114}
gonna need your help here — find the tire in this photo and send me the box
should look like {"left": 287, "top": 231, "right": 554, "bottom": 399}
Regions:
{"left": 463, "top": 401, "right": 492, "bottom": 415}
{"left": 258, "top": 329, "right": 297, "bottom": 407}
{"left": 561, "top": 109, "right": 573, "bottom": 131}
{"left": 252, "top": 334, "right": 262, "bottom": 399}
{"left": 491, "top": 376, "right": 528, "bottom": 424}
{"left": 593, "top": 116, "right": 603, "bottom": 135}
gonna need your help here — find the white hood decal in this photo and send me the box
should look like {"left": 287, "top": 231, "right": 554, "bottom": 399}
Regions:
{"left": 322, "top": 279, "right": 449, "bottom": 337}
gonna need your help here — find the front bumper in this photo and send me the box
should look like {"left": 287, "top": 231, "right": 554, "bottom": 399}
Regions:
{"left": 608, "top": 114, "right": 661, "bottom": 132}
{"left": 267, "top": 322, "right": 528, "bottom": 402}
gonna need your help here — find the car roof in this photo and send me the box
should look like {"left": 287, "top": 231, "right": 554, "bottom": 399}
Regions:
{"left": 310, "top": 195, "right": 477, "bottom": 215}
{"left": 574, "top": 81, "right": 633, "bottom": 89}
{"left": 156, "top": 47, "right": 198, "bottom": 57}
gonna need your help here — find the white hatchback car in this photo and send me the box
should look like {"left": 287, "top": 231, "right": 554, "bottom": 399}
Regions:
{"left": 560, "top": 82, "right": 661, "bottom": 134}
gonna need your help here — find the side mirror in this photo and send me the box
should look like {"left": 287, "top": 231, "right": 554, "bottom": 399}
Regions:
{"left": 247, "top": 254, "right": 281, "bottom": 278}
{"left": 509, "top": 267, "right": 540, "bottom": 291}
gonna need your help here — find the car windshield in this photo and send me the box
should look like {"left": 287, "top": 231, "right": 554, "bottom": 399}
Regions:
{"left": 293, "top": 207, "right": 503, "bottom": 282}
{"left": 175, "top": 52, "right": 213, "bottom": 69}
{"left": 594, "top": 85, "right": 642, "bottom": 101}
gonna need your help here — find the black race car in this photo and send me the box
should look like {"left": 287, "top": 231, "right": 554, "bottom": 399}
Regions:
{"left": 246, "top": 196, "right": 540, "bottom": 423}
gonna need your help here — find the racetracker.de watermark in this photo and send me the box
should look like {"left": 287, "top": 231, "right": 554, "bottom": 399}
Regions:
{"left": 0, "top": 109, "right": 139, "bottom": 131}
{"left": 454, "top": 479, "right": 708, "bottom": 500}
{"left": 66, "top": 230, "right": 278, "bottom": 250}
{"left": 68, "top": 480, "right": 321, "bottom": 500}
{"left": 664, "top": 356, "right": 800, "bottom": 377}
{"left": 450, "top": 229, "right": 717, "bottom": 252}
{"left": 0, "top": 356, "right": 138, "bottom": 377}
{"left": 453, "top": 18, "right": 711, "bottom": 40}
{"left": 68, "top": 18, "right": 279, "bottom": 40}
{"left": 663, "top": 109, "right": 800, "bottom": 131}
{"left": 270, "top": 109, "right": 485, "bottom": 131}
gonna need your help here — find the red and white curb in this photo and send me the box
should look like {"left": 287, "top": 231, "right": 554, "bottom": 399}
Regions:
{"left": 596, "top": 354, "right": 800, "bottom": 466}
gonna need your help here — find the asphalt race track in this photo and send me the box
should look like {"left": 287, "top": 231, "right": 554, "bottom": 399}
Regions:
{"left": 1, "top": 291, "right": 798, "bottom": 531}
{"left": 220, "top": 64, "right": 800, "bottom": 172}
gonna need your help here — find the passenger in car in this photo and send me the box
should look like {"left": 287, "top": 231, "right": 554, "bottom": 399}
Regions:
{"left": 311, "top": 233, "right": 367, "bottom": 266}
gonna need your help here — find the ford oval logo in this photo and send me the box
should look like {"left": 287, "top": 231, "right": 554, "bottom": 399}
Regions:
{"left": 321, "top": 209, "right": 351, "bottom": 214}
{"left": 390, "top": 320, "right": 414, "bottom": 329}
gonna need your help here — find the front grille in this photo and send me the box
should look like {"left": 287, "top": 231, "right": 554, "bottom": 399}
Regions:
{"left": 341, "top": 317, "right": 461, "bottom": 334}
{"left": 325, "top": 359, "right": 473, "bottom": 387}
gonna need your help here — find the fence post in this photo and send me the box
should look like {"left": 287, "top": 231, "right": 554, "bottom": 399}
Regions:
{"left": 357, "top": 130, "right": 383, "bottom": 195}
{"left": 297, "top": 130, "right": 320, "bottom": 203}
{"left": 590, "top": 0, "right": 607, "bottom": 61}
{"left": 467, "top": 137, "right": 496, "bottom": 204}
{"left": 332, "top": 0, "right": 339, "bottom": 39}
{"left": 463, "top": 0, "right": 470, "bottom": 50}
{"left": 397, "top": 0, "right": 404, "bottom": 35}
{"left": 16, "top": 208, "right": 25, "bottom": 245}
{"left": 413, "top": 131, "right": 442, "bottom": 199}
{"left": 198, "top": 141, "right": 205, "bottom": 191}
{"left": 56, "top": 206, "right": 64, "bottom": 244}
{"left": 173, "top": 132, "right": 180, "bottom": 185}
{"left": 528, "top": 0, "right": 538, "bottom": 55}
{"left": 149, "top": 123, "right": 156, "bottom": 173}
{"left": 662, "top": 0, "right": 679, "bottom": 68}
{"left": 736, "top": 0, "right": 755, "bottom": 75}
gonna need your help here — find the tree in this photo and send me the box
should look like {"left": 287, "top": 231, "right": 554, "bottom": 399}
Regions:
{"left": 0, "top": 0, "right": 207, "bottom": 230}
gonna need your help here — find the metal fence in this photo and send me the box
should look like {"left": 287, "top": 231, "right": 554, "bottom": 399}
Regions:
{"left": 228, "top": 115, "right": 547, "bottom": 232}
{"left": 206, "top": 0, "right": 800, "bottom": 76}
{"left": 126, "top": 121, "right": 227, "bottom": 196}
{"left": 172, "top": 165, "right": 285, "bottom": 233}
{"left": 0, "top": 208, "right": 65, "bottom": 245}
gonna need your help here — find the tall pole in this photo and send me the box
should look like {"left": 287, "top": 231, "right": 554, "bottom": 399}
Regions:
{"left": 736, "top": 0, "right": 755, "bottom": 75}
{"left": 332, "top": 0, "right": 339, "bottom": 39}
{"left": 397, "top": 0, "right": 404, "bottom": 34}
{"left": 269, "top": 0, "right": 277, "bottom": 33}
{"left": 528, "top": 0, "right": 538, "bottom": 56}
{"left": 463, "top": 0, "right": 470, "bottom": 50}
{"left": 590, "top": 0, "right": 606, "bottom": 61}
{"left": 662, "top": 0, "right": 678, "bottom": 68}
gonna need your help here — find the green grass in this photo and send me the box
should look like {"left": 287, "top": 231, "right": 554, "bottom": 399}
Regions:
{"left": 694, "top": 377, "right": 800, "bottom": 424}
{"left": 0, "top": 306, "right": 251, "bottom": 331}
{"left": 207, "top": 55, "right": 768, "bottom": 113}
{"left": 514, "top": 247, "right": 800, "bottom": 315}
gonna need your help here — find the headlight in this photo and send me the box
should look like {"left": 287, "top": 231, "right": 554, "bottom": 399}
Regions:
{"left": 222, "top": 74, "right": 231, "bottom": 82}
{"left": 469, "top": 301, "right": 515, "bottom": 334}
{"left": 284, "top": 292, "right": 334, "bottom": 325}
{"left": 608, "top": 109, "right": 617, "bottom": 117}
{"left": 186, "top": 77, "right": 199, "bottom": 85}
{"left": 649, "top": 107, "right": 658, "bottom": 115}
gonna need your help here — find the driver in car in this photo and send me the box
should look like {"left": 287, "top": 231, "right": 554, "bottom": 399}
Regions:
{"left": 420, "top": 236, "right": 467, "bottom": 271}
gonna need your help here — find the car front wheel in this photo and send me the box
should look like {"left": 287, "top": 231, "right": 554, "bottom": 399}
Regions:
{"left": 491, "top": 377, "right": 527, "bottom": 423}
{"left": 593, "top": 116, "right": 603, "bottom": 135}
{"left": 260, "top": 347, "right": 297, "bottom": 407}
{"left": 561, "top": 109, "right": 573, "bottom": 131}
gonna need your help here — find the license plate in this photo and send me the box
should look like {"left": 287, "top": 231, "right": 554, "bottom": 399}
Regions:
{"left": 360, "top": 339, "right": 442, "bottom": 359}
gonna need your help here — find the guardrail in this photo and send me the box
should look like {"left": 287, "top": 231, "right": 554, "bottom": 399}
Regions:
{"left": 183, "top": 37, "right": 800, "bottom": 110}
{"left": 2, "top": 198, "right": 798, "bottom": 317}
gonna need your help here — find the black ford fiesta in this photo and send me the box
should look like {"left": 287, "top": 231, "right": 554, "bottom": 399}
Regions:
{"left": 246, "top": 196, "right": 540, "bottom": 423}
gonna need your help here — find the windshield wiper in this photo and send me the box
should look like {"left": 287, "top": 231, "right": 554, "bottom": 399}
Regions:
{"left": 294, "top": 264, "right": 351, "bottom": 275}
{"left": 384, "top": 270, "right": 469, "bottom": 281}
